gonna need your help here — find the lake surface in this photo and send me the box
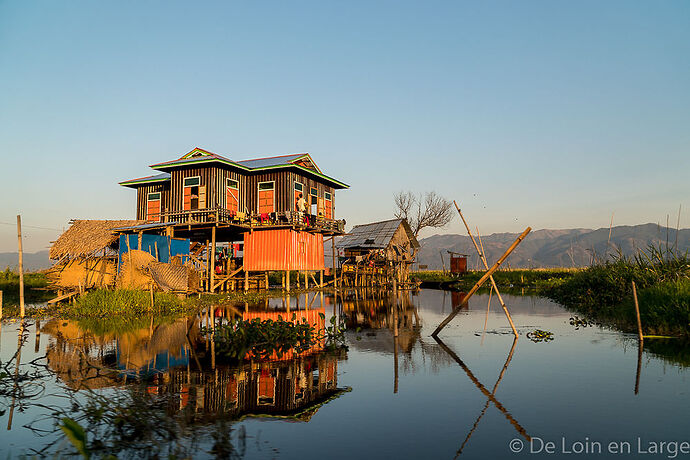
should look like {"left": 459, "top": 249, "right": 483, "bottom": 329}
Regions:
{"left": 1, "top": 289, "right": 689, "bottom": 459}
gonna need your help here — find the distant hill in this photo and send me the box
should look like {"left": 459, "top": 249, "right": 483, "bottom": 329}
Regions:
{"left": 417, "top": 224, "right": 690, "bottom": 270}
{"left": 0, "top": 250, "right": 52, "bottom": 272}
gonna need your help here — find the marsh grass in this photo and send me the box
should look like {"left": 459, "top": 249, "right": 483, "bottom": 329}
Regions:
{"left": 549, "top": 245, "right": 690, "bottom": 336}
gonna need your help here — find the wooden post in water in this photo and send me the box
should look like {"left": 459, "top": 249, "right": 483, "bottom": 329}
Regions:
{"left": 210, "top": 227, "right": 216, "bottom": 293}
{"left": 304, "top": 271, "right": 309, "bottom": 290}
{"left": 286, "top": 270, "right": 290, "bottom": 292}
{"left": 432, "top": 227, "right": 531, "bottom": 337}
{"left": 244, "top": 269, "right": 249, "bottom": 293}
{"left": 0, "top": 290, "right": 3, "bottom": 321}
{"left": 331, "top": 236, "right": 338, "bottom": 290}
{"left": 16, "top": 216, "right": 25, "bottom": 318}
{"left": 632, "top": 281, "right": 644, "bottom": 343}
{"left": 320, "top": 270, "right": 323, "bottom": 288}
{"left": 150, "top": 283, "right": 154, "bottom": 309}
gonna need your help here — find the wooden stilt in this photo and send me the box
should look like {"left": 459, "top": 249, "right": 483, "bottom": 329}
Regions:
{"left": 286, "top": 270, "right": 291, "bottom": 292}
{"left": 210, "top": 226, "right": 216, "bottom": 293}
{"left": 320, "top": 270, "right": 324, "bottom": 288}
{"left": 244, "top": 269, "right": 249, "bottom": 293}
{"left": 331, "top": 236, "right": 338, "bottom": 290}
{"left": 304, "top": 271, "right": 309, "bottom": 290}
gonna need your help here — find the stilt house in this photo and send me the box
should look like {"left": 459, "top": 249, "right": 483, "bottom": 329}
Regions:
{"left": 119, "top": 147, "right": 349, "bottom": 291}
{"left": 336, "top": 218, "right": 419, "bottom": 288}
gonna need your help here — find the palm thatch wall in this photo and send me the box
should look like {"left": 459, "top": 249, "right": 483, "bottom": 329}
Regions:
{"left": 50, "top": 219, "right": 143, "bottom": 260}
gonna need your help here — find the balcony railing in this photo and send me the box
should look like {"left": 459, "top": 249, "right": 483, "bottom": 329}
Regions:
{"left": 152, "top": 207, "right": 345, "bottom": 233}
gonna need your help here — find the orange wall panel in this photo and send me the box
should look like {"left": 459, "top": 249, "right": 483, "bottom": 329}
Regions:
{"left": 243, "top": 229, "right": 325, "bottom": 271}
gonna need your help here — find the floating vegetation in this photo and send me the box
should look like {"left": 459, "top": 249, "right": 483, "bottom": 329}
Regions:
{"left": 526, "top": 329, "right": 554, "bottom": 343}
{"left": 569, "top": 315, "right": 597, "bottom": 330}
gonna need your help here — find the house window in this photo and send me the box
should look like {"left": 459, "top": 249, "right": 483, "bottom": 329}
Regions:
{"left": 310, "top": 187, "right": 318, "bottom": 215}
{"left": 324, "top": 191, "right": 333, "bottom": 219}
{"left": 147, "top": 192, "right": 162, "bottom": 221}
{"left": 226, "top": 178, "right": 239, "bottom": 212}
{"left": 258, "top": 181, "right": 275, "bottom": 213}
{"left": 183, "top": 176, "right": 202, "bottom": 210}
{"left": 294, "top": 182, "right": 304, "bottom": 211}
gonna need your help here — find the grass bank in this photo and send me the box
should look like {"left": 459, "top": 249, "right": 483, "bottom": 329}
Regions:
{"left": 0, "top": 269, "right": 54, "bottom": 306}
{"left": 411, "top": 269, "right": 576, "bottom": 292}
{"left": 547, "top": 247, "right": 690, "bottom": 337}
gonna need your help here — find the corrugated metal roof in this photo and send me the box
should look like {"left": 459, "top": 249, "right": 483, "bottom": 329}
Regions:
{"left": 236, "top": 153, "right": 306, "bottom": 169}
{"left": 119, "top": 172, "right": 171, "bottom": 187}
{"left": 336, "top": 219, "right": 419, "bottom": 250}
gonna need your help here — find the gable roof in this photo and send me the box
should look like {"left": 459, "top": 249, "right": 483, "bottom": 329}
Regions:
{"left": 336, "top": 219, "right": 420, "bottom": 250}
{"left": 141, "top": 147, "right": 347, "bottom": 188}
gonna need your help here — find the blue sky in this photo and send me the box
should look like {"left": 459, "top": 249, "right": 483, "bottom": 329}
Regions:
{"left": 1, "top": 1, "right": 689, "bottom": 252}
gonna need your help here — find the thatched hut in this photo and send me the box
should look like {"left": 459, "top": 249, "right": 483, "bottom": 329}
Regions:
{"left": 47, "top": 219, "right": 143, "bottom": 292}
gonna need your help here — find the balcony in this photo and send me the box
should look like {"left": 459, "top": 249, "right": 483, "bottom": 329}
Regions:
{"left": 153, "top": 207, "right": 345, "bottom": 234}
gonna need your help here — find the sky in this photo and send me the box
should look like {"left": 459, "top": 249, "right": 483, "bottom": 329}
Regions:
{"left": 1, "top": 0, "right": 689, "bottom": 253}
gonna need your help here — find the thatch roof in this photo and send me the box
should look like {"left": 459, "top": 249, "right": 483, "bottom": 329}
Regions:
{"left": 50, "top": 219, "right": 143, "bottom": 260}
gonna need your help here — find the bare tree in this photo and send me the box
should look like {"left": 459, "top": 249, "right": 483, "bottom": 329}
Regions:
{"left": 394, "top": 191, "right": 454, "bottom": 236}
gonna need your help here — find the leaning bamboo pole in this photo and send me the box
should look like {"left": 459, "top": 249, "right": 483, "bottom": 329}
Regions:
{"left": 432, "top": 226, "right": 531, "bottom": 337}
{"left": 476, "top": 228, "right": 517, "bottom": 337}
{"left": 453, "top": 202, "right": 517, "bottom": 336}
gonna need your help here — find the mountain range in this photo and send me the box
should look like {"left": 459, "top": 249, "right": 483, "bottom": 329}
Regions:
{"left": 416, "top": 223, "right": 690, "bottom": 270}
{"left": 0, "top": 250, "right": 52, "bottom": 272}
{"left": 2, "top": 223, "right": 688, "bottom": 272}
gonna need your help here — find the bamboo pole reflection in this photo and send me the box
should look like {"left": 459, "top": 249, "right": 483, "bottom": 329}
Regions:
{"left": 432, "top": 335, "right": 530, "bottom": 447}
{"left": 635, "top": 341, "right": 643, "bottom": 395}
{"left": 455, "top": 337, "right": 518, "bottom": 457}
{"left": 7, "top": 321, "right": 26, "bottom": 430}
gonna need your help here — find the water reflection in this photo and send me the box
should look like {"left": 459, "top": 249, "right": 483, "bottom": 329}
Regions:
{"left": 40, "top": 299, "right": 348, "bottom": 422}
{"left": 2, "top": 290, "right": 690, "bottom": 458}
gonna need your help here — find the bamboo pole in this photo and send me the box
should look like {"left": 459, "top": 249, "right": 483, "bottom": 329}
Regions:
{"left": 454, "top": 202, "right": 518, "bottom": 337}
{"left": 632, "top": 281, "right": 644, "bottom": 343}
{"left": 16, "top": 216, "right": 24, "bottom": 318}
{"left": 432, "top": 227, "right": 531, "bottom": 337}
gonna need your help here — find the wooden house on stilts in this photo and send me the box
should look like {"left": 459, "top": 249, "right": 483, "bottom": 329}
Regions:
{"left": 335, "top": 219, "right": 419, "bottom": 289}
{"left": 118, "top": 147, "right": 349, "bottom": 292}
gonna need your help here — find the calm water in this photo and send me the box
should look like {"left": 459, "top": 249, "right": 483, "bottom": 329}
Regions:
{"left": 1, "top": 289, "right": 689, "bottom": 459}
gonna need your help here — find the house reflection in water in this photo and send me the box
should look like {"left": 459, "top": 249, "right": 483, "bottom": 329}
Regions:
{"left": 41, "top": 305, "right": 346, "bottom": 421}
